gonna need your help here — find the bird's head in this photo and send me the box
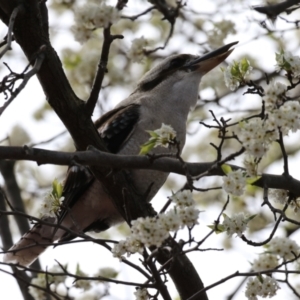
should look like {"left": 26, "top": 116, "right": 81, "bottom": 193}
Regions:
{"left": 136, "top": 41, "right": 238, "bottom": 96}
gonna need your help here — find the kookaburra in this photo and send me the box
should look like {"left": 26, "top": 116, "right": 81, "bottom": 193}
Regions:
{"left": 4, "top": 42, "right": 237, "bottom": 266}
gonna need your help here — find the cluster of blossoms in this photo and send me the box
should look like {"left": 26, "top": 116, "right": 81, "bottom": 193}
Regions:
{"left": 234, "top": 79, "right": 300, "bottom": 162}
{"left": 29, "top": 265, "right": 67, "bottom": 300}
{"left": 263, "top": 79, "right": 300, "bottom": 134}
{"left": 245, "top": 276, "right": 280, "bottom": 300}
{"left": 238, "top": 118, "right": 277, "bottom": 159}
{"left": 29, "top": 274, "right": 48, "bottom": 300}
{"left": 222, "top": 169, "right": 247, "bottom": 196}
{"left": 127, "top": 36, "right": 150, "bottom": 63}
{"left": 269, "top": 189, "right": 300, "bottom": 212}
{"left": 252, "top": 254, "right": 278, "bottom": 272}
{"left": 207, "top": 20, "right": 236, "bottom": 48}
{"left": 268, "top": 189, "right": 289, "bottom": 205}
{"left": 39, "top": 179, "right": 64, "bottom": 218}
{"left": 222, "top": 58, "right": 252, "bottom": 91}
{"left": 112, "top": 190, "right": 199, "bottom": 258}
{"left": 268, "top": 236, "right": 300, "bottom": 260}
{"left": 221, "top": 212, "right": 249, "bottom": 237}
{"left": 140, "top": 123, "right": 177, "bottom": 154}
{"left": 245, "top": 237, "right": 300, "bottom": 299}
{"left": 72, "top": 1, "right": 120, "bottom": 43}
{"left": 224, "top": 52, "right": 300, "bottom": 163}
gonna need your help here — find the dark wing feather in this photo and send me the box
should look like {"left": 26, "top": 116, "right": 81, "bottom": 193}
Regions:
{"left": 59, "top": 165, "right": 94, "bottom": 222}
{"left": 95, "top": 104, "right": 140, "bottom": 153}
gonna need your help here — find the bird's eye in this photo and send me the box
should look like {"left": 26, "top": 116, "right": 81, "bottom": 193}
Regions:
{"left": 169, "top": 57, "right": 186, "bottom": 69}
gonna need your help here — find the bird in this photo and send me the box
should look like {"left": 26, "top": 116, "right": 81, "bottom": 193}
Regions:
{"left": 4, "top": 41, "right": 237, "bottom": 267}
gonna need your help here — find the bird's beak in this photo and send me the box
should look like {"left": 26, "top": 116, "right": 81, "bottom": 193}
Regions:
{"left": 188, "top": 41, "right": 238, "bottom": 73}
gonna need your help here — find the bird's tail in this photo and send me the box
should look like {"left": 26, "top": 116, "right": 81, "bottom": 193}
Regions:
{"left": 3, "top": 216, "right": 57, "bottom": 267}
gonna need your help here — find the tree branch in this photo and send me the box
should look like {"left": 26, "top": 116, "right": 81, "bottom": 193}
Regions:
{"left": 253, "top": 0, "right": 300, "bottom": 19}
{"left": 85, "top": 26, "right": 123, "bottom": 116}
{"left": 1, "top": 146, "right": 300, "bottom": 198}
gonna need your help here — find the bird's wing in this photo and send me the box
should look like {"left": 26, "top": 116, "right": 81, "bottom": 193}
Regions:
{"left": 59, "top": 103, "right": 141, "bottom": 221}
{"left": 59, "top": 164, "right": 94, "bottom": 220}
{"left": 95, "top": 103, "right": 141, "bottom": 153}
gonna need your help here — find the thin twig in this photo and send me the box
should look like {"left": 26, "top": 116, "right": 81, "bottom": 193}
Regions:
{"left": 0, "top": 5, "right": 22, "bottom": 59}
{"left": 277, "top": 130, "right": 289, "bottom": 176}
{"left": 122, "top": 6, "right": 156, "bottom": 21}
{"left": 0, "top": 46, "right": 46, "bottom": 116}
{"left": 85, "top": 26, "right": 123, "bottom": 116}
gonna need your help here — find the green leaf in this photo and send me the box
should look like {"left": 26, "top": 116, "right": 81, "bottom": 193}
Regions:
{"left": 240, "top": 58, "right": 250, "bottom": 74}
{"left": 139, "top": 141, "right": 155, "bottom": 155}
{"left": 246, "top": 214, "right": 257, "bottom": 222}
{"left": 146, "top": 130, "right": 159, "bottom": 138}
{"left": 221, "top": 164, "right": 232, "bottom": 175}
{"left": 246, "top": 176, "right": 261, "bottom": 184}
{"left": 230, "top": 61, "right": 240, "bottom": 77}
{"left": 207, "top": 224, "right": 225, "bottom": 234}
{"left": 257, "top": 273, "right": 264, "bottom": 283}
{"left": 52, "top": 179, "right": 63, "bottom": 198}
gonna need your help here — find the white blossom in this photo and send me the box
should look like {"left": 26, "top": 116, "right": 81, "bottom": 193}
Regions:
{"left": 245, "top": 276, "right": 279, "bottom": 300}
{"left": 177, "top": 206, "right": 200, "bottom": 227}
{"left": 238, "top": 119, "right": 275, "bottom": 158}
{"left": 29, "top": 275, "right": 47, "bottom": 300}
{"left": 74, "top": 3, "right": 120, "bottom": 29}
{"left": 260, "top": 276, "right": 280, "bottom": 298}
{"left": 153, "top": 123, "right": 177, "bottom": 147}
{"left": 39, "top": 193, "right": 64, "bottom": 218}
{"left": 263, "top": 80, "right": 286, "bottom": 109}
{"left": 275, "top": 50, "right": 300, "bottom": 78}
{"left": 159, "top": 209, "right": 182, "bottom": 231}
{"left": 268, "top": 189, "right": 289, "bottom": 205}
{"left": 127, "top": 36, "right": 149, "bottom": 63}
{"left": 170, "top": 190, "right": 195, "bottom": 207}
{"left": 39, "top": 179, "right": 64, "bottom": 218}
{"left": 222, "top": 169, "right": 246, "bottom": 196}
{"left": 243, "top": 156, "right": 258, "bottom": 177}
{"left": 134, "top": 288, "right": 149, "bottom": 300}
{"left": 112, "top": 240, "right": 131, "bottom": 258}
{"left": 112, "top": 190, "right": 200, "bottom": 256}
{"left": 222, "top": 212, "right": 248, "bottom": 237}
{"left": 265, "top": 100, "right": 300, "bottom": 135}
{"left": 268, "top": 236, "right": 300, "bottom": 260}
{"left": 131, "top": 216, "right": 169, "bottom": 248}
{"left": 72, "top": 25, "right": 93, "bottom": 44}
{"left": 223, "top": 66, "right": 240, "bottom": 91}
{"left": 140, "top": 123, "right": 177, "bottom": 154}
{"left": 48, "top": 265, "right": 66, "bottom": 286}
{"left": 73, "top": 2, "right": 120, "bottom": 43}
{"left": 252, "top": 254, "right": 278, "bottom": 272}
